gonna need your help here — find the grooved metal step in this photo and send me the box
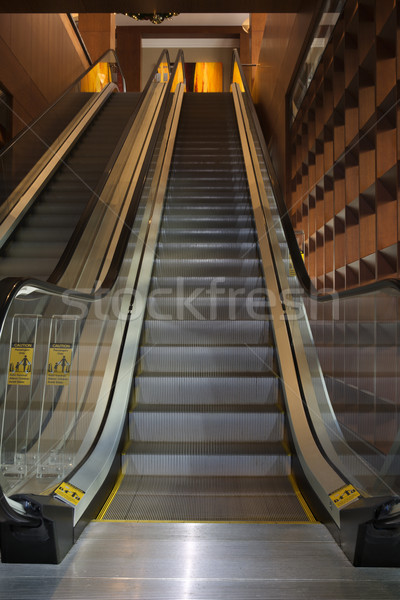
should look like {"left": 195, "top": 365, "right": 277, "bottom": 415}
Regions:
{"left": 145, "top": 297, "right": 269, "bottom": 320}
{"left": 124, "top": 441, "right": 290, "bottom": 476}
{"left": 152, "top": 258, "right": 261, "bottom": 277}
{"left": 130, "top": 405, "right": 284, "bottom": 442}
{"left": 133, "top": 373, "right": 280, "bottom": 405}
{"left": 103, "top": 91, "right": 308, "bottom": 524}
{"left": 0, "top": 92, "right": 140, "bottom": 282}
{"left": 137, "top": 345, "right": 275, "bottom": 374}
{"left": 142, "top": 320, "right": 272, "bottom": 345}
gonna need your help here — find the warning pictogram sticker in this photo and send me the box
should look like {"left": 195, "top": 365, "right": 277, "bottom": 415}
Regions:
{"left": 329, "top": 484, "right": 360, "bottom": 508}
{"left": 54, "top": 481, "right": 84, "bottom": 507}
{"left": 46, "top": 343, "right": 72, "bottom": 386}
{"left": 8, "top": 343, "right": 34, "bottom": 386}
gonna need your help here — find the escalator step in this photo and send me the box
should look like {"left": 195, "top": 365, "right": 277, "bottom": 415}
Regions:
{"left": 137, "top": 345, "right": 275, "bottom": 373}
{"left": 134, "top": 373, "right": 280, "bottom": 405}
{"left": 156, "top": 242, "right": 258, "bottom": 259}
{"left": 152, "top": 258, "right": 261, "bottom": 277}
{"left": 130, "top": 405, "right": 284, "bottom": 442}
{"left": 142, "top": 319, "right": 272, "bottom": 345}
{"left": 123, "top": 441, "right": 290, "bottom": 477}
{"left": 145, "top": 297, "right": 268, "bottom": 320}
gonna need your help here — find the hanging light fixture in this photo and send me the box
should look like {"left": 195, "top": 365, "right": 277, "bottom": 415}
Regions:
{"left": 125, "top": 10, "right": 179, "bottom": 25}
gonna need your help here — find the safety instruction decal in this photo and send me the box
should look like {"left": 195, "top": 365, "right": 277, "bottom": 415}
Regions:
{"left": 54, "top": 481, "right": 85, "bottom": 507}
{"left": 289, "top": 251, "right": 304, "bottom": 277}
{"left": 329, "top": 484, "right": 360, "bottom": 508}
{"left": 8, "top": 343, "right": 34, "bottom": 386}
{"left": 46, "top": 343, "right": 72, "bottom": 386}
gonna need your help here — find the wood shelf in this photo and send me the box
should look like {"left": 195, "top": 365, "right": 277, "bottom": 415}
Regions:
{"left": 289, "top": 0, "right": 400, "bottom": 289}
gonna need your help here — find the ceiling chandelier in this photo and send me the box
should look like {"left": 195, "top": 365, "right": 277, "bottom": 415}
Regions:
{"left": 125, "top": 11, "right": 179, "bottom": 25}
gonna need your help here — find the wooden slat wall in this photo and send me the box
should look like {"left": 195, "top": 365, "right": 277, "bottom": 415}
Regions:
{"left": 289, "top": 0, "right": 400, "bottom": 291}
{"left": 0, "top": 14, "right": 90, "bottom": 136}
{"left": 251, "top": 3, "right": 321, "bottom": 200}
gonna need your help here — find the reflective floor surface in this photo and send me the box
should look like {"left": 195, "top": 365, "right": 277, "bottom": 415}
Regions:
{"left": 1, "top": 522, "right": 399, "bottom": 599}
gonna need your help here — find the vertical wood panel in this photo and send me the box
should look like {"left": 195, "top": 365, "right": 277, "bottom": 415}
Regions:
{"left": 0, "top": 14, "right": 90, "bottom": 135}
{"left": 287, "top": 1, "right": 400, "bottom": 289}
{"left": 79, "top": 13, "right": 116, "bottom": 63}
{"left": 116, "top": 26, "right": 141, "bottom": 92}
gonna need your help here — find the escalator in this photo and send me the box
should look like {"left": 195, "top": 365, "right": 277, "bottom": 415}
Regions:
{"left": 0, "top": 92, "right": 140, "bottom": 281}
{"left": 100, "top": 92, "right": 311, "bottom": 522}
{"left": 0, "top": 49, "right": 399, "bottom": 569}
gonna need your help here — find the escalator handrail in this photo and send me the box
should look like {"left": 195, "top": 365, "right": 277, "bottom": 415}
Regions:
{"left": 0, "top": 49, "right": 180, "bottom": 330}
{"left": 0, "top": 50, "right": 186, "bottom": 530}
{"left": 98, "top": 48, "right": 184, "bottom": 293}
{"left": 66, "top": 14, "right": 93, "bottom": 66}
{"left": 0, "top": 49, "right": 125, "bottom": 159}
{"left": 48, "top": 48, "right": 172, "bottom": 286}
{"left": 231, "top": 48, "right": 400, "bottom": 302}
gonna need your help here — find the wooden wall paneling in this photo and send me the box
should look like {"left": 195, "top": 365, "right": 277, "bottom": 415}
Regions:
{"left": 315, "top": 137, "right": 324, "bottom": 182}
{"left": 346, "top": 260, "right": 360, "bottom": 287}
{"left": 316, "top": 228, "right": 325, "bottom": 277}
{"left": 358, "top": 0, "right": 375, "bottom": 63}
{"left": 335, "top": 266, "right": 346, "bottom": 290}
{"left": 376, "top": 174, "right": 397, "bottom": 250}
{"left": 307, "top": 106, "right": 316, "bottom": 151}
{"left": 334, "top": 210, "right": 346, "bottom": 269}
{"left": 0, "top": 14, "right": 89, "bottom": 136}
{"left": 323, "top": 120, "right": 334, "bottom": 172}
{"left": 308, "top": 233, "right": 316, "bottom": 282}
{"left": 375, "top": 0, "right": 396, "bottom": 37}
{"left": 308, "top": 190, "right": 316, "bottom": 237}
{"left": 346, "top": 200, "right": 360, "bottom": 265}
{"left": 324, "top": 172, "right": 334, "bottom": 223}
{"left": 78, "top": 13, "right": 116, "bottom": 62}
{"left": 315, "top": 74, "right": 325, "bottom": 138}
{"left": 250, "top": 14, "right": 267, "bottom": 88}
{"left": 325, "top": 220, "right": 334, "bottom": 276}
{"left": 301, "top": 122, "right": 308, "bottom": 168}
{"left": 359, "top": 122, "right": 376, "bottom": 192}
{"left": 316, "top": 182, "right": 325, "bottom": 231}
{"left": 323, "top": 62, "right": 334, "bottom": 124}
{"left": 345, "top": 78, "right": 359, "bottom": 145}
{"left": 377, "top": 244, "right": 398, "bottom": 278}
{"left": 360, "top": 253, "right": 376, "bottom": 283}
{"left": 359, "top": 187, "right": 376, "bottom": 257}
{"left": 334, "top": 160, "right": 345, "bottom": 214}
{"left": 302, "top": 195, "right": 309, "bottom": 241}
{"left": 345, "top": 145, "right": 359, "bottom": 204}
{"left": 333, "top": 98, "right": 345, "bottom": 160}
{"left": 358, "top": 47, "right": 376, "bottom": 128}
{"left": 344, "top": 5, "right": 359, "bottom": 88}
{"left": 376, "top": 101, "right": 396, "bottom": 178}
{"left": 116, "top": 26, "right": 141, "bottom": 92}
{"left": 308, "top": 148, "right": 316, "bottom": 189}
{"left": 376, "top": 15, "right": 396, "bottom": 107}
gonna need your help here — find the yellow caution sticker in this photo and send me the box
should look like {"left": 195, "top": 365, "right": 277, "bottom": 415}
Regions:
{"left": 46, "top": 343, "right": 72, "bottom": 386}
{"left": 54, "top": 481, "right": 84, "bottom": 507}
{"left": 288, "top": 252, "right": 304, "bottom": 277}
{"left": 329, "top": 484, "right": 360, "bottom": 508}
{"left": 8, "top": 343, "right": 34, "bottom": 386}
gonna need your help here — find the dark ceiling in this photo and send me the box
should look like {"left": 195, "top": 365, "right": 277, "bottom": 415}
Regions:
{"left": 0, "top": 1, "right": 305, "bottom": 13}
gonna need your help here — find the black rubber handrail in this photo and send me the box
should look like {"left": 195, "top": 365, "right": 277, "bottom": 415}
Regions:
{"left": 43, "top": 50, "right": 185, "bottom": 492}
{"left": 48, "top": 48, "right": 171, "bottom": 286}
{"left": 0, "top": 49, "right": 125, "bottom": 159}
{"left": 66, "top": 14, "right": 93, "bottom": 66}
{"left": 0, "top": 53, "right": 186, "bottom": 521}
{"left": 231, "top": 49, "right": 400, "bottom": 301}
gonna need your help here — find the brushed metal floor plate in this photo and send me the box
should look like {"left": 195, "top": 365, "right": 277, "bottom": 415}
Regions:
{"left": 1, "top": 522, "right": 399, "bottom": 600}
